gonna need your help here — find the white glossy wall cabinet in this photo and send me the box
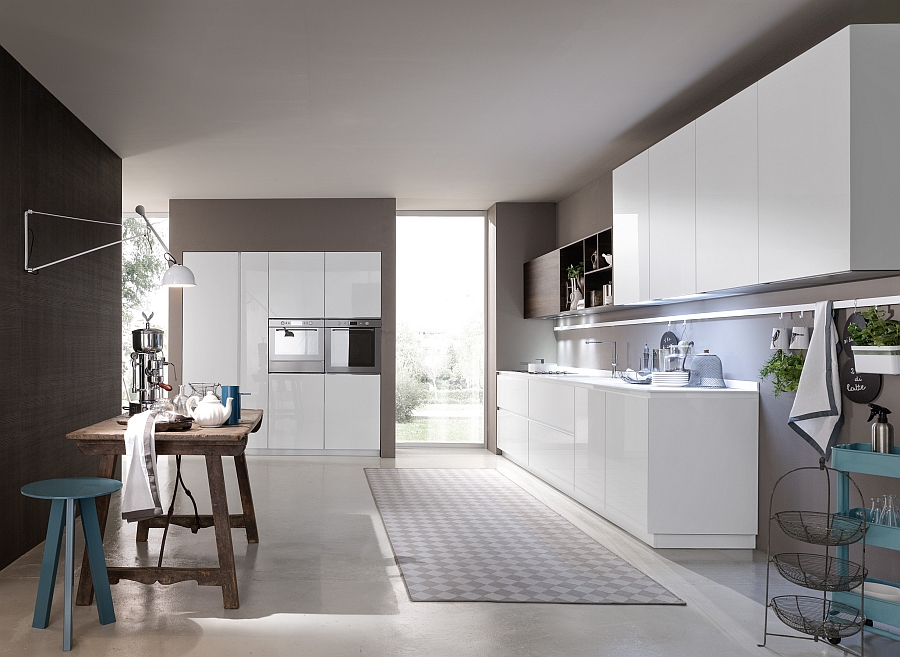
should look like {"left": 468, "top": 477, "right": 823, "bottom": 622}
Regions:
{"left": 612, "top": 151, "right": 650, "bottom": 304}
{"left": 267, "top": 374, "right": 325, "bottom": 449}
{"left": 324, "top": 374, "right": 380, "bottom": 449}
{"left": 695, "top": 84, "right": 759, "bottom": 292}
{"left": 325, "top": 252, "right": 382, "bottom": 318}
{"left": 268, "top": 252, "right": 325, "bottom": 318}
{"left": 758, "top": 29, "right": 850, "bottom": 283}
{"left": 497, "top": 373, "right": 759, "bottom": 548}
{"left": 240, "top": 252, "right": 269, "bottom": 449}
{"left": 183, "top": 252, "right": 240, "bottom": 386}
{"left": 649, "top": 122, "right": 696, "bottom": 300}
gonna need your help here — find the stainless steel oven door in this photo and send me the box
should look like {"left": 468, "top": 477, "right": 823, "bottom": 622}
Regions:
{"left": 325, "top": 319, "right": 381, "bottom": 374}
{"left": 268, "top": 319, "right": 325, "bottom": 373}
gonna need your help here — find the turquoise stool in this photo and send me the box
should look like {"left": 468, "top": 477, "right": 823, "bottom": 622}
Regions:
{"left": 21, "top": 478, "right": 122, "bottom": 651}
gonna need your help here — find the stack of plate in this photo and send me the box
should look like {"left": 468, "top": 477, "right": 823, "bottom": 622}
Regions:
{"left": 651, "top": 371, "right": 690, "bottom": 387}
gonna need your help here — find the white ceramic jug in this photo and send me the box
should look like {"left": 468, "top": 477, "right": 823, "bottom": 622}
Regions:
{"left": 186, "top": 392, "right": 233, "bottom": 427}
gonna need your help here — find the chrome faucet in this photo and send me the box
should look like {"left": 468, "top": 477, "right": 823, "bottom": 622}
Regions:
{"left": 585, "top": 340, "right": 617, "bottom": 377}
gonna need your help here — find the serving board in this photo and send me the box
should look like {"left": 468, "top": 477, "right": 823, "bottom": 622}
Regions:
{"left": 115, "top": 415, "right": 193, "bottom": 431}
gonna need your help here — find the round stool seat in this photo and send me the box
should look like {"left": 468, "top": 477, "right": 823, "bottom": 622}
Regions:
{"left": 21, "top": 478, "right": 122, "bottom": 500}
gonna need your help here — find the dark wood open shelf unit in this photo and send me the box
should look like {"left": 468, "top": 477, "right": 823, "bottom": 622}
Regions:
{"left": 524, "top": 227, "right": 613, "bottom": 319}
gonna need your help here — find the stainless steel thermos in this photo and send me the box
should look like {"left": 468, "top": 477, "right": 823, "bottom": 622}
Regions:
{"left": 869, "top": 403, "right": 894, "bottom": 454}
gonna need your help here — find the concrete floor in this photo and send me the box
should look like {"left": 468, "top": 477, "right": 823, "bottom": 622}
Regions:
{"left": 0, "top": 447, "right": 895, "bottom": 656}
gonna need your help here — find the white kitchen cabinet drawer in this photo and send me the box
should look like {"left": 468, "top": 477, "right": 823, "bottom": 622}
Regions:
{"left": 240, "top": 252, "right": 269, "bottom": 449}
{"left": 604, "top": 392, "right": 648, "bottom": 529}
{"left": 497, "top": 409, "right": 528, "bottom": 466}
{"left": 573, "top": 386, "right": 605, "bottom": 511}
{"left": 267, "top": 373, "right": 325, "bottom": 450}
{"left": 268, "top": 252, "right": 325, "bottom": 318}
{"left": 649, "top": 122, "right": 696, "bottom": 300}
{"left": 612, "top": 151, "right": 651, "bottom": 305}
{"left": 695, "top": 84, "right": 759, "bottom": 292}
{"left": 183, "top": 252, "right": 240, "bottom": 386}
{"left": 325, "top": 252, "right": 382, "bottom": 318}
{"left": 497, "top": 374, "right": 528, "bottom": 417}
{"left": 528, "top": 420, "right": 574, "bottom": 495}
{"left": 528, "top": 379, "right": 574, "bottom": 434}
{"left": 324, "top": 374, "right": 380, "bottom": 449}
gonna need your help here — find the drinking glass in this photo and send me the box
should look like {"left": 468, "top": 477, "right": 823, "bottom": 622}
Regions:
{"left": 871, "top": 497, "right": 884, "bottom": 524}
{"left": 880, "top": 495, "right": 896, "bottom": 528}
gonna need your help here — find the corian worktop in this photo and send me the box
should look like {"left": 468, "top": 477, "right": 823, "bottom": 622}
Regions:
{"left": 499, "top": 369, "right": 757, "bottom": 394}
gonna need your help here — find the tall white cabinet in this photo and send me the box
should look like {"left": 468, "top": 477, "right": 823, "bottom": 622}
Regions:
{"left": 324, "top": 375, "right": 381, "bottom": 449}
{"left": 268, "top": 373, "right": 325, "bottom": 450}
{"left": 268, "top": 252, "right": 325, "bottom": 318}
{"left": 612, "top": 151, "right": 650, "bottom": 305}
{"left": 240, "top": 252, "right": 269, "bottom": 448}
{"left": 183, "top": 252, "right": 240, "bottom": 386}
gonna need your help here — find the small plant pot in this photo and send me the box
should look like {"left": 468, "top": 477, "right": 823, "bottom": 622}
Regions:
{"left": 851, "top": 345, "right": 900, "bottom": 375}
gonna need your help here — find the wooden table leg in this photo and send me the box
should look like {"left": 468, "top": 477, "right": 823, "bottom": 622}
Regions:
{"left": 206, "top": 454, "right": 239, "bottom": 609}
{"left": 135, "top": 519, "right": 150, "bottom": 543}
{"left": 77, "top": 454, "right": 117, "bottom": 606}
{"left": 233, "top": 453, "right": 259, "bottom": 544}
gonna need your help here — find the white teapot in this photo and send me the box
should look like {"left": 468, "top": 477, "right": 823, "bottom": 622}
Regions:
{"left": 186, "top": 392, "right": 233, "bottom": 427}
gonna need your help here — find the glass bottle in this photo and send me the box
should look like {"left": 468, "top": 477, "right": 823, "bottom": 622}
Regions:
{"left": 880, "top": 495, "right": 895, "bottom": 528}
{"left": 871, "top": 497, "right": 884, "bottom": 524}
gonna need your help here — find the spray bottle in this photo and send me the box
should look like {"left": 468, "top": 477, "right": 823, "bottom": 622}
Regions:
{"left": 868, "top": 403, "right": 894, "bottom": 454}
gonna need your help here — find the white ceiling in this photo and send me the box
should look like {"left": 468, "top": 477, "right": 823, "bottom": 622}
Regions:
{"left": 0, "top": 1, "right": 869, "bottom": 212}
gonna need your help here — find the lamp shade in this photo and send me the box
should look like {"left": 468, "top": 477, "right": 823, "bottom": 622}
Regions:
{"left": 161, "top": 264, "right": 196, "bottom": 287}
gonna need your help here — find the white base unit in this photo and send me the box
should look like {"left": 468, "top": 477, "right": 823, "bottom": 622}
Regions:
{"left": 324, "top": 374, "right": 380, "bottom": 450}
{"left": 497, "top": 372, "right": 759, "bottom": 549}
{"left": 267, "top": 374, "right": 325, "bottom": 450}
{"left": 497, "top": 409, "right": 528, "bottom": 466}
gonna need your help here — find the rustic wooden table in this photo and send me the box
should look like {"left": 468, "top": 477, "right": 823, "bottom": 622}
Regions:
{"left": 66, "top": 409, "right": 263, "bottom": 609}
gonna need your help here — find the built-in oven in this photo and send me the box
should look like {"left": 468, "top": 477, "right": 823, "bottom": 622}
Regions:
{"left": 268, "top": 319, "right": 325, "bottom": 373}
{"left": 325, "top": 319, "right": 381, "bottom": 374}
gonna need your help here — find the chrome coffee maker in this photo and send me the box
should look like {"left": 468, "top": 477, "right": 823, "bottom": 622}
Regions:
{"left": 130, "top": 312, "right": 173, "bottom": 413}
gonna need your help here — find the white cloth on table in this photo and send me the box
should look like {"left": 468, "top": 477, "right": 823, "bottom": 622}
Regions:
{"left": 788, "top": 300, "right": 843, "bottom": 460}
{"left": 121, "top": 411, "right": 164, "bottom": 521}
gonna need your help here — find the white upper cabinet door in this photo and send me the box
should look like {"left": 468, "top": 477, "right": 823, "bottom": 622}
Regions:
{"left": 325, "top": 252, "right": 382, "bottom": 318}
{"left": 240, "top": 252, "right": 268, "bottom": 449}
{"left": 612, "top": 151, "right": 651, "bottom": 304}
{"left": 649, "top": 123, "right": 697, "bottom": 300}
{"left": 183, "top": 252, "right": 240, "bottom": 386}
{"left": 268, "top": 252, "right": 325, "bottom": 318}
{"left": 758, "top": 29, "right": 851, "bottom": 283}
{"left": 324, "top": 374, "right": 380, "bottom": 449}
{"left": 695, "top": 84, "right": 759, "bottom": 292}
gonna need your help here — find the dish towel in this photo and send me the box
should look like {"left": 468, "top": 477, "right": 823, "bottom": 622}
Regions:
{"left": 788, "top": 300, "right": 843, "bottom": 460}
{"left": 121, "top": 410, "right": 164, "bottom": 521}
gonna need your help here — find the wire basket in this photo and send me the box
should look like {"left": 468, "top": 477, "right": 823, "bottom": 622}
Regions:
{"left": 685, "top": 352, "right": 726, "bottom": 388}
{"left": 187, "top": 382, "right": 221, "bottom": 399}
{"left": 774, "top": 511, "right": 866, "bottom": 546}
{"left": 770, "top": 596, "right": 864, "bottom": 640}
{"left": 772, "top": 553, "right": 866, "bottom": 592}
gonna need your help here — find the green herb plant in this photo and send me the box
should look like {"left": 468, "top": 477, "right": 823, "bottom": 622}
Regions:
{"left": 566, "top": 262, "right": 584, "bottom": 280}
{"left": 759, "top": 349, "right": 805, "bottom": 397}
{"left": 847, "top": 307, "right": 900, "bottom": 346}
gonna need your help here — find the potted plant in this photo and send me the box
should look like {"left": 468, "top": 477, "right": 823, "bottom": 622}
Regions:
{"left": 759, "top": 349, "right": 805, "bottom": 397}
{"left": 847, "top": 307, "right": 900, "bottom": 374}
{"left": 566, "top": 262, "right": 584, "bottom": 311}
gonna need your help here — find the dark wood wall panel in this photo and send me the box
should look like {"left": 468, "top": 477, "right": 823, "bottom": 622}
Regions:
{"left": 524, "top": 250, "right": 560, "bottom": 318}
{"left": 0, "top": 45, "right": 121, "bottom": 570}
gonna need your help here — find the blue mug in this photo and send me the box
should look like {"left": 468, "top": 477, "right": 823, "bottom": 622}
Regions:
{"left": 221, "top": 386, "right": 241, "bottom": 425}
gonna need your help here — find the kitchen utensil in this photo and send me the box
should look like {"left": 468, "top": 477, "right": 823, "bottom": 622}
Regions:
{"left": 129, "top": 311, "right": 172, "bottom": 413}
{"left": 221, "top": 385, "right": 241, "bottom": 425}
{"left": 132, "top": 311, "right": 164, "bottom": 353}
{"left": 188, "top": 382, "right": 221, "bottom": 399}
{"left": 790, "top": 326, "right": 810, "bottom": 350}
{"left": 771, "top": 328, "right": 790, "bottom": 350}
{"left": 186, "top": 392, "right": 233, "bottom": 428}
{"left": 686, "top": 350, "right": 727, "bottom": 388}
{"left": 868, "top": 403, "right": 893, "bottom": 454}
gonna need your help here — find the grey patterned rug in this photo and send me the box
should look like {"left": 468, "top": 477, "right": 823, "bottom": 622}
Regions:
{"left": 365, "top": 468, "right": 683, "bottom": 605}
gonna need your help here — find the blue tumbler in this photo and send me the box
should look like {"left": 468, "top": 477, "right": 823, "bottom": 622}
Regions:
{"left": 221, "top": 385, "right": 240, "bottom": 425}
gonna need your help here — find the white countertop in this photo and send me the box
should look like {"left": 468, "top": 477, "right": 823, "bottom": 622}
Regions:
{"left": 498, "top": 369, "right": 758, "bottom": 394}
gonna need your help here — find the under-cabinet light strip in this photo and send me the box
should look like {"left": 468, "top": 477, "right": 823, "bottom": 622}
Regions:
{"left": 552, "top": 294, "right": 900, "bottom": 332}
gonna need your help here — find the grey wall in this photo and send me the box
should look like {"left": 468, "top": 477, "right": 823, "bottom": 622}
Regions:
{"left": 556, "top": 274, "right": 900, "bottom": 578}
{"left": 486, "top": 202, "right": 557, "bottom": 452}
{"left": 556, "top": 172, "right": 612, "bottom": 247}
{"left": 168, "top": 198, "right": 397, "bottom": 457}
{"left": 0, "top": 46, "right": 122, "bottom": 569}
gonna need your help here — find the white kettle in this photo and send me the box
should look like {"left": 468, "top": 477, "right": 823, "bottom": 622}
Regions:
{"left": 186, "top": 392, "right": 233, "bottom": 427}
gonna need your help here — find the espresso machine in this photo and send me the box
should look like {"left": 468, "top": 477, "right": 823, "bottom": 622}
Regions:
{"left": 130, "top": 312, "right": 172, "bottom": 413}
